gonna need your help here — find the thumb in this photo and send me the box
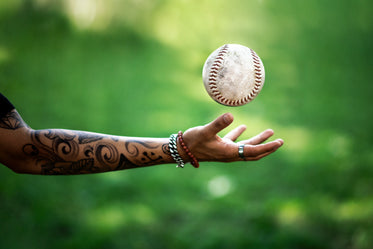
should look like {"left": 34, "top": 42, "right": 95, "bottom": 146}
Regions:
{"left": 203, "top": 113, "right": 234, "bottom": 137}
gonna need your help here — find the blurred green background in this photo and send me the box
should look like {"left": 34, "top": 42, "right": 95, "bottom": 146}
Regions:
{"left": 1, "top": 0, "right": 372, "bottom": 248}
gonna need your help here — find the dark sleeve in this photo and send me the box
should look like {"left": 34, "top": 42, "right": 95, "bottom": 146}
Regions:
{"left": 0, "top": 93, "right": 15, "bottom": 118}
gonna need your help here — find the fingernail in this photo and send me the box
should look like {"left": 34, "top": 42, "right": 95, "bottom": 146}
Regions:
{"left": 223, "top": 113, "right": 233, "bottom": 123}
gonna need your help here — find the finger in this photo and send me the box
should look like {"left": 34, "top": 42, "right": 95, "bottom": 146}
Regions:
{"left": 202, "top": 113, "right": 234, "bottom": 138}
{"left": 251, "top": 140, "right": 283, "bottom": 160}
{"left": 246, "top": 145, "right": 281, "bottom": 161}
{"left": 224, "top": 125, "right": 246, "bottom": 141}
{"left": 240, "top": 129, "right": 274, "bottom": 145}
{"left": 244, "top": 140, "right": 283, "bottom": 157}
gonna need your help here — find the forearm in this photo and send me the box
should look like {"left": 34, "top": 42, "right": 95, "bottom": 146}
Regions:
{"left": 0, "top": 107, "right": 179, "bottom": 175}
{"left": 20, "top": 128, "right": 176, "bottom": 175}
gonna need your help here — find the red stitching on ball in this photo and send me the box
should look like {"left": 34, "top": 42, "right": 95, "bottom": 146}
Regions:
{"left": 245, "top": 48, "right": 264, "bottom": 103}
{"left": 208, "top": 44, "right": 229, "bottom": 105}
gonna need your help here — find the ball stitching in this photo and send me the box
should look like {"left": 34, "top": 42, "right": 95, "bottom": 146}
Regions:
{"left": 208, "top": 44, "right": 229, "bottom": 105}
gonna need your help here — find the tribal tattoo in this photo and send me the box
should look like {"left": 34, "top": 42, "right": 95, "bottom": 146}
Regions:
{"left": 0, "top": 110, "right": 28, "bottom": 130}
{"left": 1, "top": 109, "right": 171, "bottom": 175}
{"left": 21, "top": 130, "right": 169, "bottom": 175}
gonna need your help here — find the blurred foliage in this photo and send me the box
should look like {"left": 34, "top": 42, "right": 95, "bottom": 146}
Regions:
{"left": 0, "top": 0, "right": 373, "bottom": 248}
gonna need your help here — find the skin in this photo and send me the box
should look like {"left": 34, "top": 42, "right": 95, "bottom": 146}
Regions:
{"left": 0, "top": 109, "right": 283, "bottom": 175}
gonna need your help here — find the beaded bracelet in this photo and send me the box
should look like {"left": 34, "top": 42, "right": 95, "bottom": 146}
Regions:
{"left": 169, "top": 134, "right": 185, "bottom": 168}
{"left": 177, "top": 131, "right": 200, "bottom": 168}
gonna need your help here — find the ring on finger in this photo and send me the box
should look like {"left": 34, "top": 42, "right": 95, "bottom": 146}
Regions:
{"left": 238, "top": 144, "right": 245, "bottom": 159}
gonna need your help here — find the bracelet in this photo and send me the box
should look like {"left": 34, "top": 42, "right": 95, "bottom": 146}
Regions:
{"left": 169, "top": 134, "right": 185, "bottom": 168}
{"left": 178, "top": 131, "right": 200, "bottom": 168}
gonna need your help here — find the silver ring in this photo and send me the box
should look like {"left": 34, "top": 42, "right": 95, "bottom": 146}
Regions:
{"left": 238, "top": 144, "right": 245, "bottom": 159}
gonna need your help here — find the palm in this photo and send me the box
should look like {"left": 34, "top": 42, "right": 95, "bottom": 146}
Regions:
{"left": 183, "top": 113, "right": 283, "bottom": 162}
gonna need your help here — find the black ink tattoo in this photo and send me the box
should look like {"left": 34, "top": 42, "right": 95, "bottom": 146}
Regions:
{"left": 78, "top": 133, "right": 103, "bottom": 144}
{"left": 44, "top": 130, "right": 79, "bottom": 158}
{"left": 21, "top": 130, "right": 132, "bottom": 175}
{"left": 41, "top": 158, "right": 95, "bottom": 175}
{"left": 21, "top": 130, "right": 170, "bottom": 174}
{"left": 0, "top": 110, "right": 28, "bottom": 130}
{"left": 162, "top": 143, "right": 171, "bottom": 155}
{"left": 141, "top": 152, "right": 162, "bottom": 162}
{"left": 115, "top": 154, "right": 135, "bottom": 170}
{"left": 125, "top": 140, "right": 158, "bottom": 157}
{"left": 22, "top": 130, "right": 99, "bottom": 175}
{"left": 95, "top": 143, "right": 119, "bottom": 169}
{"left": 124, "top": 140, "right": 166, "bottom": 166}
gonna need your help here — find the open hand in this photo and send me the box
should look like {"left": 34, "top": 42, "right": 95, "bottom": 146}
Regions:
{"left": 182, "top": 113, "right": 284, "bottom": 162}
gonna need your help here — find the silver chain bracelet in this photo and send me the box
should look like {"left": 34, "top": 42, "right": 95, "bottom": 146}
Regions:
{"left": 169, "top": 134, "right": 185, "bottom": 168}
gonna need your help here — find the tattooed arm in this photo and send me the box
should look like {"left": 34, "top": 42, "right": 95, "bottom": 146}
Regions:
{"left": 0, "top": 109, "right": 177, "bottom": 174}
{"left": 0, "top": 109, "right": 283, "bottom": 175}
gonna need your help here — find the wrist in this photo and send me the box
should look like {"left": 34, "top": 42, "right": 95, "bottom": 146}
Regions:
{"left": 176, "top": 136, "right": 190, "bottom": 163}
{"left": 177, "top": 131, "right": 200, "bottom": 168}
{"left": 168, "top": 132, "right": 199, "bottom": 168}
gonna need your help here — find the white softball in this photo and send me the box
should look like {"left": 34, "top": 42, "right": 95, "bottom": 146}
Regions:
{"left": 202, "top": 44, "right": 265, "bottom": 106}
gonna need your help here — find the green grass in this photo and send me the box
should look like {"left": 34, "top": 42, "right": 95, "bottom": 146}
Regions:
{"left": 0, "top": 1, "right": 372, "bottom": 248}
